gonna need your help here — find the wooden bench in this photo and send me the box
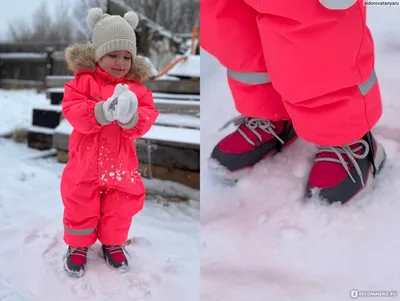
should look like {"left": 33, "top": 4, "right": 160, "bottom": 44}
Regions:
{"left": 53, "top": 119, "right": 200, "bottom": 189}
{"left": 45, "top": 75, "right": 200, "bottom": 94}
{"left": 46, "top": 87, "right": 200, "bottom": 115}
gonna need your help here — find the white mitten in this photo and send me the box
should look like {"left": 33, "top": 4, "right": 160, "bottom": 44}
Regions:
{"left": 116, "top": 85, "right": 138, "bottom": 124}
{"left": 102, "top": 84, "right": 125, "bottom": 122}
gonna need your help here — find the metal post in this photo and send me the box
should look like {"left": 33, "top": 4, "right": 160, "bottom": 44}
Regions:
{"left": 45, "top": 46, "right": 54, "bottom": 77}
{"left": 147, "top": 140, "right": 153, "bottom": 179}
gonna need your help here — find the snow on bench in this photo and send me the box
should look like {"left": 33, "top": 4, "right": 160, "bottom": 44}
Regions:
{"left": 46, "top": 88, "right": 200, "bottom": 101}
{"left": 167, "top": 55, "right": 200, "bottom": 78}
{"left": 54, "top": 117, "right": 200, "bottom": 149}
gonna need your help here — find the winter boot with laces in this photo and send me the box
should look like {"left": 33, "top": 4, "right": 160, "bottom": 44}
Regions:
{"left": 64, "top": 246, "right": 89, "bottom": 278}
{"left": 306, "top": 132, "right": 386, "bottom": 204}
{"left": 209, "top": 116, "right": 298, "bottom": 180}
{"left": 102, "top": 245, "right": 129, "bottom": 272}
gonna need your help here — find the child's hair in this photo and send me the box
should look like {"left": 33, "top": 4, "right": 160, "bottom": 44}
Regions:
{"left": 87, "top": 7, "right": 140, "bottom": 63}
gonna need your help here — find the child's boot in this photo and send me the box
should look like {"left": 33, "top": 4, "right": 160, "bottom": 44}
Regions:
{"left": 64, "top": 246, "right": 89, "bottom": 278}
{"left": 210, "top": 117, "right": 297, "bottom": 180}
{"left": 306, "top": 132, "right": 386, "bottom": 204}
{"left": 102, "top": 245, "right": 129, "bottom": 272}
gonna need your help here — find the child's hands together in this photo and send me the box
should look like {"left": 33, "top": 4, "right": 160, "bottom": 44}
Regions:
{"left": 102, "top": 84, "right": 138, "bottom": 124}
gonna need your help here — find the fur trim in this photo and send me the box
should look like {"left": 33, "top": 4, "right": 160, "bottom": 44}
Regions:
{"left": 127, "top": 56, "right": 152, "bottom": 82}
{"left": 64, "top": 43, "right": 152, "bottom": 82}
{"left": 65, "top": 43, "right": 96, "bottom": 73}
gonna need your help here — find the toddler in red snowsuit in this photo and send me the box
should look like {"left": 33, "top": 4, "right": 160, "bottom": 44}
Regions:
{"left": 60, "top": 8, "right": 158, "bottom": 277}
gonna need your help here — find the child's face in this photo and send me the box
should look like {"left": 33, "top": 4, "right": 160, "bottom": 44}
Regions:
{"left": 98, "top": 50, "right": 132, "bottom": 78}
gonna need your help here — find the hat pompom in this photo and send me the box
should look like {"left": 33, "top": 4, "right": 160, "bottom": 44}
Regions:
{"left": 88, "top": 7, "right": 104, "bottom": 28}
{"left": 124, "top": 11, "right": 139, "bottom": 29}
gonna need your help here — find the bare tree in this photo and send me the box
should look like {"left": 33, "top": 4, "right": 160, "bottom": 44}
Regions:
{"left": 7, "top": 0, "right": 199, "bottom": 43}
{"left": 70, "top": 0, "right": 107, "bottom": 42}
{"left": 124, "top": 0, "right": 199, "bottom": 33}
{"left": 7, "top": 1, "right": 75, "bottom": 44}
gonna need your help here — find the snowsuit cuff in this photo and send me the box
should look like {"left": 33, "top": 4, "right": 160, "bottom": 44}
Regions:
{"left": 94, "top": 101, "right": 111, "bottom": 125}
{"left": 118, "top": 112, "right": 138, "bottom": 129}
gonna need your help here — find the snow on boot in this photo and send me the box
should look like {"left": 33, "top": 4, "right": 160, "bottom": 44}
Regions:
{"left": 102, "top": 245, "right": 129, "bottom": 272}
{"left": 306, "top": 132, "right": 386, "bottom": 204}
{"left": 64, "top": 246, "right": 88, "bottom": 278}
{"left": 209, "top": 116, "right": 297, "bottom": 180}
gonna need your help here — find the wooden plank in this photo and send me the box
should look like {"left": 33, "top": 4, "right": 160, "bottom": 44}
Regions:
{"left": 45, "top": 78, "right": 200, "bottom": 95}
{"left": 53, "top": 131, "right": 69, "bottom": 150}
{"left": 27, "top": 131, "right": 53, "bottom": 150}
{"left": 32, "top": 108, "right": 62, "bottom": 128}
{"left": 57, "top": 149, "right": 69, "bottom": 163}
{"left": 47, "top": 90, "right": 200, "bottom": 114}
{"left": 52, "top": 131, "right": 199, "bottom": 171}
{"left": 144, "top": 79, "right": 199, "bottom": 94}
{"left": 136, "top": 139, "right": 199, "bottom": 171}
{"left": 139, "top": 163, "right": 199, "bottom": 190}
{"left": 153, "top": 99, "right": 199, "bottom": 115}
{"left": 0, "top": 53, "right": 46, "bottom": 62}
{"left": 45, "top": 75, "right": 73, "bottom": 88}
{"left": 0, "top": 79, "right": 44, "bottom": 89}
{"left": 49, "top": 92, "right": 64, "bottom": 105}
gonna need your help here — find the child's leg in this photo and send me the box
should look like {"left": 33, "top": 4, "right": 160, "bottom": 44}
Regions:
{"left": 97, "top": 189, "right": 145, "bottom": 245}
{"left": 201, "top": 0, "right": 289, "bottom": 120}
{"left": 248, "top": 0, "right": 381, "bottom": 146}
{"left": 61, "top": 180, "right": 100, "bottom": 247}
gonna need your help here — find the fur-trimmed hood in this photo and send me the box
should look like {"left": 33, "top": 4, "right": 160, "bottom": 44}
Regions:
{"left": 64, "top": 43, "right": 152, "bottom": 83}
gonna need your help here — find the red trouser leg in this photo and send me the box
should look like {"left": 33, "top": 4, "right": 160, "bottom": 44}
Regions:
{"left": 61, "top": 178, "right": 100, "bottom": 247}
{"left": 245, "top": 0, "right": 382, "bottom": 145}
{"left": 97, "top": 189, "right": 145, "bottom": 246}
{"left": 200, "top": 0, "right": 289, "bottom": 121}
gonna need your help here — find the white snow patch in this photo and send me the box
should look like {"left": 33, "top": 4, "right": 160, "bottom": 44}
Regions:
{"left": 0, "top": 89, "right": 48, "bottom": 136}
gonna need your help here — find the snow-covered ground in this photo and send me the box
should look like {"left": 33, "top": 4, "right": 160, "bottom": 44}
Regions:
{"left": 0, "top": 89, "right": 199, "bottom": 300}
{"left": 201, "top": 6, "right": 400, "bottom": 301}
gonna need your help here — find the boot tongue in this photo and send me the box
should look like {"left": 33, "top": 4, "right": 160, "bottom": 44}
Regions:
{"left": 317, "top": 143, "right": 363, "bottom": 163}
{"left": 69, "top": 247, "right": 88, "bottom": 265}
{"left": 106, "top": 245, "right": 126, "bottom": 263}
{"left": 310, "top": 143, "right": 365, "bottom": 188}
{"left": 239, "top": 119, "right": 284, "bottom": 145}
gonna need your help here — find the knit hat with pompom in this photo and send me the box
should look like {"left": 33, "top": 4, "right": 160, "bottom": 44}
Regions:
{"left": 87, "top": 7, "right": 139, "bottom": 62}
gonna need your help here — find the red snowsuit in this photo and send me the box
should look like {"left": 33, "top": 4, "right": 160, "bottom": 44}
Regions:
{"left": 60, "top": 44, "right": 158, "bottom": 247}
{"left": 201, "top": 0, "right": 382, "bottom": 146}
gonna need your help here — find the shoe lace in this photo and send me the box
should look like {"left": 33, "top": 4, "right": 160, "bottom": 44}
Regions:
{"left": 106, "top": 244, "right": 131, "bottom": 259}
{"left": 65, "top": 247, "right": 89, "bottom": 259}
{"left": 219, "top": 116, "right": 284, "bottom": 146}
{"left": 315, "top": 139, "right": 369, "bottom": 187}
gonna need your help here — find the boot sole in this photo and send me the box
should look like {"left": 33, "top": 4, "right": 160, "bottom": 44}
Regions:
{"left": 63, "top": 257, "right": 85, "bottom": 278}
{"left": 208, "top": 136, "right": 299, "bottom": 184}
{"left": 102, "top": 251, "right": 130, "bottom": 273}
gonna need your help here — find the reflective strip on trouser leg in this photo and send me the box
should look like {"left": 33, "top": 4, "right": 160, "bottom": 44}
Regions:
{"left": 64, "top": 225, "right": 96, "bottom": 235}
{"left": 226, "top": 69, "right": 289, "bottom": 120}
{"left": 227, "top": 70, "right": 271, "bottom": 85}
{"left": 358, "top": 69, "right": 377, "bottom": 96}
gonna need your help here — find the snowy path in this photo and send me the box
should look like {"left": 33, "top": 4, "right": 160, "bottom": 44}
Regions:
{"left": 0, "top": 116, "right": 199, "bottom": 299}
{"left": 201, "top": 7, "right": 400, "bottom": 301}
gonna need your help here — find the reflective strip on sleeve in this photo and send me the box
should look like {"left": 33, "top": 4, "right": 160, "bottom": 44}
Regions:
{"left": 227, "top": 69, "right": 271, "bottom": 85}
{"left": 358, "top": 69, "right": 377, "bottom": 96}
{"left": 64, "top": 225, "right": 95, "bottom": 235}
